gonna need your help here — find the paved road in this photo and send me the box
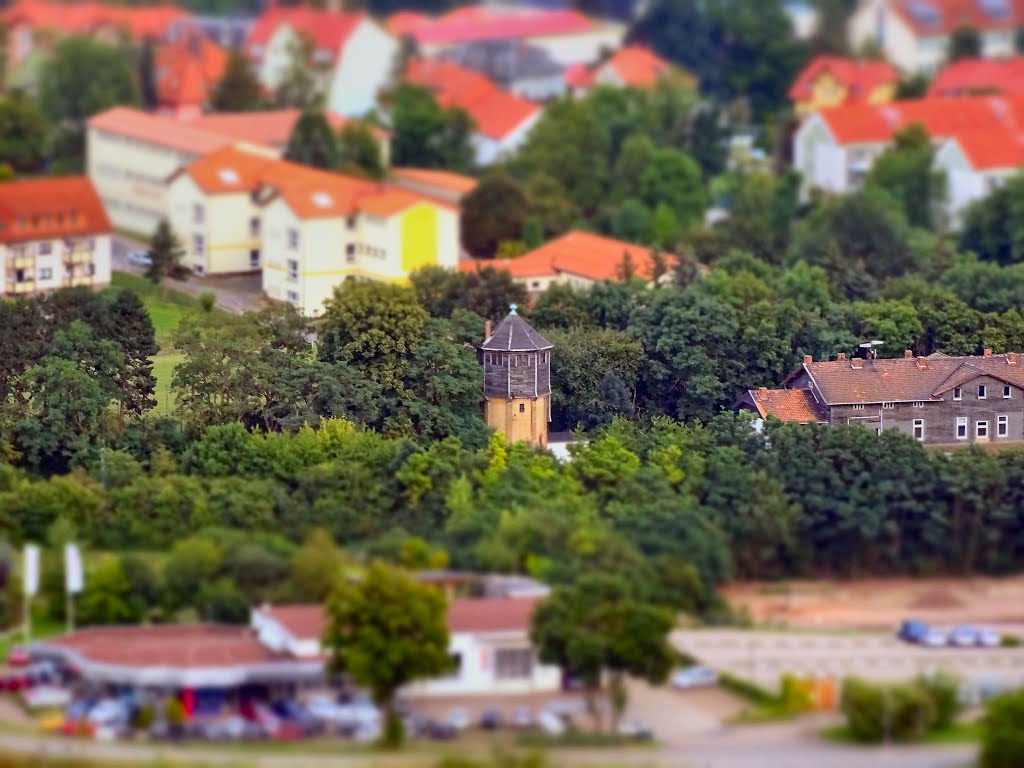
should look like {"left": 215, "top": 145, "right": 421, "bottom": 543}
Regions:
{"left": 111, "top": 235, "right": 264, "bottom": 314}
{"left": 675, "top": 629, "right": 1024, "bottom": 692}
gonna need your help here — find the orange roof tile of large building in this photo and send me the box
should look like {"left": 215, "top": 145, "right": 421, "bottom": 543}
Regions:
{"left": 88, "top": 106, "right": 237, "bottom": 156}
{"left": 461, "top": 230, "right": 673, "bottom": 283}
{"left": 405, "top": 6, "right": 594, "bottom": 46}
{"left": 601, "top": 45, "right": 676, "bottom": 87}
{"left": 405, "top": 57, "right": 539, "bottom": 140}
{"left": 391, "top": 167, "right": 478, "bottom": 195}
{"left": 929, "top": 56, "right": 1024, "bottom": 98}
{"left": 386, "top": 9, "right": 430, "bottom": 35}
{"left": 1, "top": 0, "right": 187, "bottom": 40}
{"left": 746, "top": 388, "right": 827, "bottom": 424}
{"left": 0, "top": 176, "right": 110, "bottom": 245}
{"left": 246, "top": 7, "right": 365, "bottom": 61}
{"left": 789, "top": 55, "right": 899, "bottom": 104}
{"left": 950, "top": 125, "right": 1024, "bottom": 169}
{"left": 155, "top": 36, "right": 228, "bottom": 110}
{"left": 817, "top": 94, "right": 1024, "bottom": 145}
{"left": 176, "top": 146, "right": 446, "bottom": 221}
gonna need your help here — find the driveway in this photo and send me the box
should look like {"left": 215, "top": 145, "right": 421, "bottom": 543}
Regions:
{"left": 112, "top": 234, "right": 264, "bottom": 315}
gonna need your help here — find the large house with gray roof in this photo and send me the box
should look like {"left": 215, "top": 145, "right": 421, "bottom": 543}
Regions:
{"left": 738, "top": 349, "right": 1024, "bottom": 446}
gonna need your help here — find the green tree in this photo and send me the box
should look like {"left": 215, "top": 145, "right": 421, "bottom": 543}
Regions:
{"left": 210, "top": 49, "right": 263, "bottom": 112}
{"left": 163, "top": 536, "right": 223, "bottom": 614}
{"left": 531, "top": 573, "right": 675, "bottom": 730}
{"left": 524, "top": 173, "right": 577, "bottom": 239}
{"left": 959, "top": 174, "right": 1024, "bottom": 265}
{"left": 866, "top": 123, "right": 945, "bottom": 229}
{"left": 138, "top": 39, "right": 158, "bottom": 110}
{"left": 461, "top": 171, "right": 530, "bottom": 258}
{"left": 336, "top": 121, "right": 385, "bottom": 179}
{"left": 948, "top": 25, "right": 981, "bottom": 62}
{"left": 145, "top": 219, "right": 185, "bottom": 284}
{"left": 389, "top": 83, "right": 475, "bottom": 171}
{"left": 284, "top": 109, "right": 338, "bottom": 170}
{"left": 78, "top": 558, "right": 139, "bottom": 625}
{"left": 274, "top": 32, "right": 323, "bottom": 110}
{"left": 98, "top": 290, "right": 158, "bottom": 418}
{"left": 324, "top": 561, "right": 452, "bottom": 746}
{"left": 0, "top": 92, "right": 47, "bottom": 173}
{"left": 290, "top": 528, "right": 344, "bottom": 601}
{"left": 982, "top": 688, "right": 1024, "bottom": 768}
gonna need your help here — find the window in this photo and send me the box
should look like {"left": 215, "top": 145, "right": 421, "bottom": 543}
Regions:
{"left": 448, "top": 653, "right": 462, "bottom": 677}
{"left": 852, "top": 403, "right": 865, "bottom": 410}
{"left": 38, "top": 267, "right": 52, "bottom": 280}
{"left": 912, "top": 401, "right": 924, "bottom": 408}
{"left": 192, "top": 203, "right": 204, "bottom": 224}
{"left": 519, "top": 403, "right": 526, "bottom": 413}
{"left": 286, "top": 290, "right": 299, "bottom": 303}
{"left": 531, "top": 281, "right": 541, "bottom": 289}
{"left": 346, "top": 215, "right": 357, "bottom": 230}
{"left": 977, "top": 420, "right": 989, "bottom": 439}
{"left": 37, "top": 242, "right": 52, "bottom": 256}
{"left": 346, "top": 243, "right": 355, "bottom": 263}
{"left": 287, "top": 228, "right": 299, "bottom": 249}
{"left": 249, "top": 249, "right": 260, "bottom": 269}
{"left": 882, "top": 402, "right": 895, "bottom": 409}
{"left": 979, "top": 385, "right": 987, "bottom": 399}
{"left": 192, "top": 234, "right": 204, "bottom": 255}
{"left": 249, "top": 217, "right": 260, "bottom": 237}
{"left": 287, "top": 259, "right": 299, "bottom": 280}
{"left": 1005, "top": 385, "right": 1012, "bottom": 398}
{"left": 954, "top": 387, "right": 962, "bottom": 401}
{"left": 913, "top": 419, "right": 924, "bottom": 441}
{"left": 956, "top": 417, "right": 968, "bottom": 439}
{"left": 85, "top": 263, "right": 94, "bottom": 277}
{"left": 998, "top": 415, "right": 1009, "bottom": 437}
{"left": 494, "top": 648, "right": 533, "bottom": 680}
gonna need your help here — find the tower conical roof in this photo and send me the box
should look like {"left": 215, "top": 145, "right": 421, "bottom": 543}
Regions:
{"left": 481, "top": 305, "right": 552, "bottom": 352}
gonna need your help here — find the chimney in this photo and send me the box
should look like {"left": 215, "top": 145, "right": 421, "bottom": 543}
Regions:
{"left": 837, "top": 352, "right": 846, "bottom": 361}
{"left": 904, "top": 349, "right": 913, "bottom": 358}
{"left": 851, "top": 358, "right": 864, "bottom": 369}
{"left": 803, "top": 355, "right": 813, "bottom": 365}
{"left": 484, "top": 320, "right": 492, "bottom": 341}
{"left": 1009, "top": 352, "right": 1018, "bottom": 366}
{"left": 984, "top": 348, "right": 993, "bottom": 358}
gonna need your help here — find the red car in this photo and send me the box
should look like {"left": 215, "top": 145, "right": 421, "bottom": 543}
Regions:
{"left": 7, "top": 648, "right": 29, "bottom": 667}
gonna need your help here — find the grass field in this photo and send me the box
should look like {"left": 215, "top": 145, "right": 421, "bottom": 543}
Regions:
{"left": 108, "top": 272, "right": 220, "bottom": 413}
{"left": 820, "top": 720, "right": 982, "bottom": 745}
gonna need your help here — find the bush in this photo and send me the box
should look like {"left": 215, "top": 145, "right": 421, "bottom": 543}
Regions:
{"left": 719, "top": 672, "right": 777, "bottom": 706}
{"left": 198, "top": 292, "right": 216, "bottom": 312}
{"left": 1000, "top": 635, "right": 1022, "bottom": 648}
{"left": 981, "top": 689, "right": 1024, "bottom": 768}
{"left": 840, "top": 675, "right": 961, "bottom": 744}
{"left": 164, "top": 697, "right": 186, "bottom": 727}
{"left": 132, "top": 703, "right": 155, "bottom": 730}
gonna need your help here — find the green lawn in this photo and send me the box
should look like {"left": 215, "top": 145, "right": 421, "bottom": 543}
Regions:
{"left": 0, "top": 614, "right": 64, "bottom": 660}
{"left": 820, "top": 720, "right": 982, "bottom": 745}
{"left": 108, "top": 272, "right": 222, "bottom": 413}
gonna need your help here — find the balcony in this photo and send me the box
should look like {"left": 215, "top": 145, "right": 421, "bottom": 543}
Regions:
{"left": 9, "top": 255, "right": 33, "bottom": 270}
{"left": 68, "top": 276, "right": 92, "bottom": 288}
{"left": 65, "top": 251, "right": 92, "bottom": 265}
{"left": 5, "top": 280, "right": 35, "bottom": 295}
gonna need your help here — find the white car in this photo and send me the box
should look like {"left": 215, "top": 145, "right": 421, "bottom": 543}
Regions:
{"left": 87, "top": 699, "right": 128, "bottom": 726}
{"left": 307, "top": 695, "right": 380, "bottom": 726}
{"left": 22, "top": 685, "right": 72, "bottom": 710}
{"left": 447, "top": 707, "right": 470, "bottom": 731}
{"left": 922, "top": 629, "right": 947, "bottom": 647}
{"left": 513, "top": 706, "right": 534, "bottom": 728}
{"left": 127, "top": 251, "right": 152, "bottom": 267}
{"left": 537, "top": 709, "right": 565, "bottom": 736}
{"left": 671, "top": 665, "right": 719, "bottom": 689}
{"left": 978, "top": 629, "right": 1001, "bottom": 648}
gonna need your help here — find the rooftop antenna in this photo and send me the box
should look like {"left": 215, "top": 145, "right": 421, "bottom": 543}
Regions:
{"left": 859, "top": 340, "right": 884, "bottom": 360}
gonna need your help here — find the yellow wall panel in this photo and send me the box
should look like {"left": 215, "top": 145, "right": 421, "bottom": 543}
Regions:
{"left": 401, "top": 204, "right": 438, "bottom": 273}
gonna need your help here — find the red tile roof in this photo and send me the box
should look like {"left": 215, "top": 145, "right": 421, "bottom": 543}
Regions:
{"left": 462, "top": 230, "right": 673, "bottom": 284}
{"left": 405, "top": 57, "right": 539, "bottom": 140}
{"left": 891, "top": 0, "right": 1024, "bottom": 36}
{"left": 0, "top": 176, "right": 110, "bottom": 245}
{"left": 565, "top": 62, "right": 594, "bottom": 89}
{"left": 929, "top": 56, "right": 1024, "bottom": 97}
{"left": 391, "top": 167, "right": 478, "bottom": 195}
{"left": 88, "top": 107, "right": 237, "bottom": 156}
{"left": 817, "top": 94, "right": 1024, "bottom": 144}
{"left": 788, "top": 55, "right": 898, "bottom": 104}
{"left": 47, "top": 625, "right": 276, "bottom": 668}
{"left": 184, "top": 109, "right": 350, "bottom": 149}
{"left": 794, "top": 352, "right": 1024, "bottom": 404}
{"left": 601, "top": 45, "right": 676, "bottom": 88}
{"left": 407, "top": 6, "right": 594, "bottom": 46}
{"left": 246, "top": 7, "right": 365, "bottom": 61}
{"left": 387, "top": 10, "right": 430, "bottom": 35}
{"left": 155, "top": 36, "right": 228, "bottom": 110}
{"left": 1, "top": 0, "right": 187, "bottom": 40}
{"left": 747, "top": 388, "right": 827, "bottom": 423}
{"left": 177, "top": 146, "right": 446, "bottom": 220}
{"left": 949, "top": 126, "right": 1024, "bottom": 169}
{"left": 262, "top": 597, "right": 538, "bottom": 641}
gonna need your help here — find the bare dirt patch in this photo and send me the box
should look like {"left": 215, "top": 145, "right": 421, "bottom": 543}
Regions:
{"left": 724, "top": 575, "right": 1024, "bottom": 631}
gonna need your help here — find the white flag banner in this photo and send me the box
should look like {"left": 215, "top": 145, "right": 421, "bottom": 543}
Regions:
{"left": 23, "top": 545, "right": 39, "bottom": 597}
{"left": 64, "top": 544, "right": 83, "bottom": 595}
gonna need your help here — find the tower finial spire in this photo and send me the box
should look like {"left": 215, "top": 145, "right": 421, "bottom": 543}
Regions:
{"left": 509, "top": 303, "right": 518, "bottom": 314}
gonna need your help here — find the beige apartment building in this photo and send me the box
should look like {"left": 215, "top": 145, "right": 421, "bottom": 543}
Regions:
{"left": 0, "top": 177, "right": 112, "bottom": 298}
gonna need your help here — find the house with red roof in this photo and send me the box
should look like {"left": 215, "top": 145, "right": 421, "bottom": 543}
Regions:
{"left": 404, "top": 58, "right": 541, "bottom": 165}
{"left": 246, "top": 6, "right": 396, "bottom": 117}
{"left": 929, "top": 56, "right": 1024, "bottom": 97}
{"left": 460, "top": 230, "right": 674, "bottom": 298}
{"left": 935, "top": 125, "right": 1024, "bottom": 222}
{"left": 848, "top": 0, "right": 1024, "bottom": 74}
{"left": 389, "top": 5, "right": 624, "bottom": 66}
{"left": 566, "top": 45, "right": 691, "bottom": 96}
{"left": 1, "top": 0, "right": 188, "bottom": 84}
{"left": 793, "top": 94, "right": 1024, "bottom": 203}
{"left": 0, "top": 177, "right": 112, "bottom": 298}
{"left": 154, "top": 35, "right": 228, "bottom": 120}
{"left": 788, "top": 55, "right": 898, "bottom": 119}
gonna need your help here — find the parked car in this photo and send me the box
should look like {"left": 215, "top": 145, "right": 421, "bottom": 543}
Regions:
{"left": 948, "top": 625, "right": 980, "bottom": 647}
{"left": 127, "top": 251, "right": 152, "bottom": 267}
{"left": 7, "top": 647, "right": 30, "bottom": 667}
{"left": 671, "top": 665, "right": 718, "bottom": 689}
{"left": 307, "top": 694, "right": 380, "bottom": 728}
{"left": 87, "top": 699, "right": 129, "bottom": 727}
{"left": 23, "top": 685, "right": 72, "bottom": 710}
{"left": 617, "top": 720, "right": 654, "bottom": 741}
{"left": 978, "top": 628, "right": 1001, "bottom": 647}
{"left": 537, "top": 709, "right": 566, "bottom": 736}
{"left": 427, "top": 720, "right": 457, "bottom": 740}
{"left": 898, "top": 620, "right": 946, "bottom": 646}
{"left": 270, "top": 700, "right": 322, "bottom": 736}
{"left": 447, "top": 708, "right": 470, "bottom": 731}
{"left": 513, "top": 707, "right": 534, "bottom": 728}
{"left": 480, "top": 709, "right": 503, "bottom": 730}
